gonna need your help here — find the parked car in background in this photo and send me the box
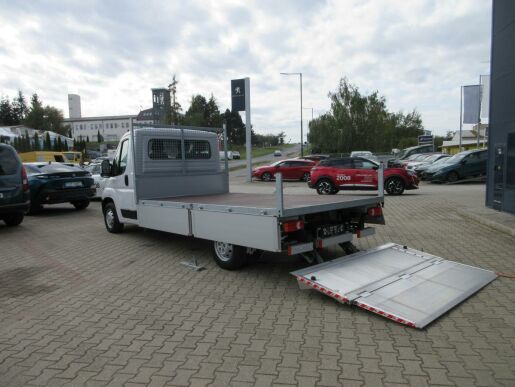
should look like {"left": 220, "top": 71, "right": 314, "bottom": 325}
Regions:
{"left": 298, "top": 154, "right": 330, "bottom": 164}
{"left": 273, "top": 150, "right": 282, "bottom": 157}
{"left": 407, "top": 153, "right": 450, "bottom": 171}
{"left": 0, "top": 144, "right": 30, "bottom": 226}
{"left": 415, "top": 155, "right": 451, "bottom": 177}
{"left": 423, "top": 149, "right": 487, "bottom": 183}
{"left": 309, "top": 157, "right": 419, "bottom": 195}
{"left": 350, "top": 151, "right": 379, "bottom": 162}
{"left": 232, "top": 150, "right": 241, "bottom": 159}
{"left": 24, "top": 163, "right": 96, "bottom": 213}
{"left": 387, "top": 144, "right": 434, "bottom": 167}
{"left": 252, "top": 159, "right": 315, "bottom": 181}
{"left": 219, "top": 151, "right": 233, "bottom": 160}
{"left": 85, "top": 163, "right": 106, "bottom": 199}
{"left": 401, "top": 153, "right": 434, "bottom": 168}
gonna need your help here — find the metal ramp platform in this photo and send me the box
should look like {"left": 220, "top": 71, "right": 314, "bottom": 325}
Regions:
{"left": 291, "top": 243, "right": 496, "bottom": 328}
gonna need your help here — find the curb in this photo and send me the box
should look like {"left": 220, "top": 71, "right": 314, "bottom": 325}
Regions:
{"left": 455, "top": 208, "right": 515, "bottom": 237}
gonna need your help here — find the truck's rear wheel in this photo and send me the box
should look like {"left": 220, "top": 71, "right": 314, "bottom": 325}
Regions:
{"left": 212, "top": 241, "right": 247, "bottom": 270}
{"left": 104, "top": 202, "right": 124, "bottom": 233}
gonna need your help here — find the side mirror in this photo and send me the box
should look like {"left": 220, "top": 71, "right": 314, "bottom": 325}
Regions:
{"left": 372, "top": 166, "right": 379, "bottom": 170}
{"left": 460, "top": 159, "right": 467, "bottom": 164}
{"left": 101, "top": 159, "right": 112, "bottom": 177}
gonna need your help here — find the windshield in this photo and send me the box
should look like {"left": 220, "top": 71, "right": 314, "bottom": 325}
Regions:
{"left": 443, "top": 153, "right": 468, "bottom": 164}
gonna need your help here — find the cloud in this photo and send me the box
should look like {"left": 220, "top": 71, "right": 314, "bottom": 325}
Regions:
{"left": 0, "top": 0, "right": 491, "bottom": 139}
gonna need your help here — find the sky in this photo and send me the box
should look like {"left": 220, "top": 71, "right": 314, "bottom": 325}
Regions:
{"left": 0, "top": 0, "right": 492, "bottom": 141}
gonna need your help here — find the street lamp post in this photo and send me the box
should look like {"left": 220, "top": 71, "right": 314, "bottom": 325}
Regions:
{"left": 280, "top": 72, "right": 303, "bottom": 156}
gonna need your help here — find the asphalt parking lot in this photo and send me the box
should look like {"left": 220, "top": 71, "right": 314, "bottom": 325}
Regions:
{"left": 1, "top": 182, "right": 514, "bottom": 386}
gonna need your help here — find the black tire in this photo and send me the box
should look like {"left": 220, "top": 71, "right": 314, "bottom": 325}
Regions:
{"left": 316, "top": 179, "right": 336, "bottom": 195}
{"left": 3, "top": 212, "right": 24, "bottom": 226}
{"left": 261, "top": 172, "right": 272, "bottom": 182}
{"left": 72, "top": 200, "right": 90, "bottom": 210}
{"left": 385, "top": 177, "right": 405, "bottom": 195}
{"left": 302, "top": 172, "right": 310, "bottom": 182}
{"left": 103, "top": 202, "right": 124, "bottom": 233}
{"left": 447, "top": 171, "right": 459, "bottom": 183}
{"left": 211, "top": 241, "right": 248, "bottom": 270}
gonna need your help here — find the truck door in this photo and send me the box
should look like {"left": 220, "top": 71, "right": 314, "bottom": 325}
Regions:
{"left": 110, "top": 138, "right": 136, "bottom": 221}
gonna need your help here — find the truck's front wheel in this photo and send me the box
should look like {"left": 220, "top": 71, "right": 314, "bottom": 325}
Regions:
{"left": 212, "top": 241, "right": 247, "bottom": 270}
{"left": 104, "top": 202, "right": 124, "bottom": 234}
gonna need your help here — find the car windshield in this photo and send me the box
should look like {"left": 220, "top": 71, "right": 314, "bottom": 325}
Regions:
{"left": 24, "top": 165, "right": 43, "bottom": 175}
{"left": 444, "top": 153, "right": 468, "bottom": 163}
{"left": 270, "top": 160, "right": 283, "bottom": 166}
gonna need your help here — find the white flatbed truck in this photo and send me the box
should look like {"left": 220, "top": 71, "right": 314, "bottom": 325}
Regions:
{"left": 100, "top": 125, "right": 496, "bottom": 328}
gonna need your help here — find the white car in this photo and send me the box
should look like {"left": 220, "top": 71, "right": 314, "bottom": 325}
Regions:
{"left": 219, "top": 151, "right": 233, "bottom": 160}
{"left": 274, "top": 150, "right": 282, "bottom": 157}
{"left": 232, "top": 150, "right": 241, "bottom": 159}
{"left": 85, "top": 163, "right": 107, "bottom": 199}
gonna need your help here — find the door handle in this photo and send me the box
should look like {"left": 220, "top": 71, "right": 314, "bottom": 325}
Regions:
{"left": 124, "top": 175, "right": 129, "bottom": 186}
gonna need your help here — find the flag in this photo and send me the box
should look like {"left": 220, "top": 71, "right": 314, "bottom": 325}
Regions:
{"left": 463, "top": 85, "right": 481, "bottom": 124}
{"left": 480, "top": 75, "right": 490, "bottom": 119}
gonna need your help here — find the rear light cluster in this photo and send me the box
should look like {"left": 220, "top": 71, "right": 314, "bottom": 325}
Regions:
{"left": 21, "top": 166, "right": 29, "bottom": 192}
{"left": 282, "top": 220, "right": 305, "bottom": 233}
{"left": 367, "top": 205, "right": 382, "bottom": 217}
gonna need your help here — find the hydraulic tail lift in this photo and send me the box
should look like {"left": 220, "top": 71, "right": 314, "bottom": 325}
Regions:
{"left": 291, "top": 243, "right": 496, "bottom": 328}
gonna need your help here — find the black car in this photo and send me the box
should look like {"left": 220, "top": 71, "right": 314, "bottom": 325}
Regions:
{"left": 24, "top": 163, "right": 95, "bottom": 213}
{"left": 0, "top": 144, "right": 30, "bottom": 226}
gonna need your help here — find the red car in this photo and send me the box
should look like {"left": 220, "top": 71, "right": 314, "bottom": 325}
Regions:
{"left": 308, "top": 157, "right": 419, "bottom": 195}
{"left": 252, "top": 159, "right": 315, "bottom": 181}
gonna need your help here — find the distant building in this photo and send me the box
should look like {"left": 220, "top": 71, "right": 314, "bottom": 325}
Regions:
{"left": 68, "top": 94, "right": 82, "bottom": 118}
{"left": 65, "top": 115, "right": 140, "bottom": 142}
{"left": 152, "top": 88, "right": 171, "bottom": 124}
{"left": 441, "top": 124, "right": 488, "bottom": 154}
{"left": 63, "top": 88, "right": 172, "bottom": 142}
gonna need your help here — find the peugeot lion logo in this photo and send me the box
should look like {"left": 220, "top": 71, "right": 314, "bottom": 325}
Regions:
{"left": 234, "top": 87, "right": 241, "bottom": 94}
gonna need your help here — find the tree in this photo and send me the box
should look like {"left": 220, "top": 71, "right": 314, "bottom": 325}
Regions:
{"left": 23, "top": 93, "right": 65, "bottom": 134}
{"left": 57, "top": 136, "right": 63, "bottom": 151}
{"left": 97, "top": 130, "right": 103, "bottom": 143}
{"left": 12, "top": 90, "right": 28, "bottom": 123}
{"left": 44, "top": 132, "right": 52, "bottom": 151}
{"left": 0, "top": 96, "right": 16, "bottom": 125}
{"left": 24, "top": 93, "right": 45, "bottom": 130}
{"left": 307, "top": 78, "right": 424, "bottom": 153}
{"left": 222, "top": 109, "right": 246, "bottom": 145}
{"left": 33, "top": 132, "right": 40, "bottom": 151}
{"left": 52, "top": 138, "right": 58, "bottom": 151}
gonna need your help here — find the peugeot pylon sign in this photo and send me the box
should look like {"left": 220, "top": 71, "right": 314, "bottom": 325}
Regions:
{"left": 231, "top": 79, "right": 246, "bottom": 111}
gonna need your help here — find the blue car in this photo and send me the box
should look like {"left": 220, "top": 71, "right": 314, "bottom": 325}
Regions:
{"left": 24, "top": 163, "right": 95, "bottom": 213}
{"left": 423, "top": 149, "right": 487, "bottom": 183}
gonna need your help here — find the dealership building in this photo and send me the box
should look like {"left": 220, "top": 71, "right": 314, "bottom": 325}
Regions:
{"left": 63, "top": 95, "right": 154, "bottom": 142}
{"left": 486, "top": 0, "right": 515, "bottom": 215}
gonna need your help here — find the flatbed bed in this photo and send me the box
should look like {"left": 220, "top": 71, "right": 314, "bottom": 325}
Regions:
{"left": 141, "top": 192, "right": 381, "bottom": 217}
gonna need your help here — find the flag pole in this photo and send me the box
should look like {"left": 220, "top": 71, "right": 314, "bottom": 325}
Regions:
{"left": 459, "top": 86, "right": 463, "bottom": 153}
{"left": 477, "top": 76, "right": 481, "bottom": 149}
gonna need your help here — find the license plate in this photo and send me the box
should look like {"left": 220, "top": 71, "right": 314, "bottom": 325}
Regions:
{"left": 64, "top": 181, "right": 82, "bottom": 188}
{"left": 316, "top": 224, "right": 347, "bottom": 238}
